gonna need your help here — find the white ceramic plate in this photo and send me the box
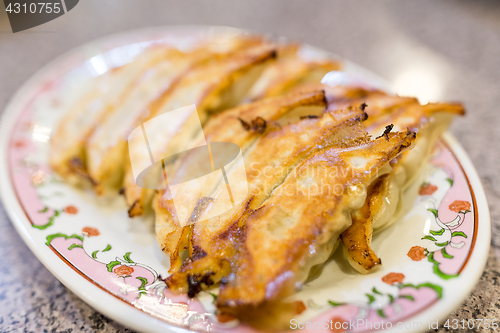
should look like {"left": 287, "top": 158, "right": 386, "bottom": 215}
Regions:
{"left": 0, "top": 27, "right": 491, "bottom": 333}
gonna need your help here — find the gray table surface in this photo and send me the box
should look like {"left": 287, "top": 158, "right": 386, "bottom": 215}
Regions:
{"left": 1, "top": 1, "right": 499, "bottom": 332}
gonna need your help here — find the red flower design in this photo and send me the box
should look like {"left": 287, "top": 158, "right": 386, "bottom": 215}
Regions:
{"left": 407, "top": 246, "right": 426, "bottom": 261}
{"left": 13, "top": 140, "right": 26, "bottom": 148}
{"left": 419, "top": 183, "right": 438, "bottom": 196}
{"left": 449, "top": 200, "right": 471, "bottom": 213}
{"left": 382, "top": 272, "right": 405, "bottom": 285}
{"left": 82, "top": 227, "right": 100, "bottom": 237}
{"left": 113, "top": 265, "right": 134, "bottom": 276}
{"left": 293, "top": 300, "right": 306, "bottom": 315}
{"left": 330, "top": 317, "right": 347, "bottom": 332}
{"left": 64, "top": 206, "right": 78, "bottom": 215}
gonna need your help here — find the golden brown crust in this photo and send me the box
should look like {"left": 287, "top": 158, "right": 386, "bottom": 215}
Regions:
{"left": 339, "top": 97, "right": 465, "bottom": 275}
{"left": 49, "top": 36, "right": 467, "bottom": 327}
{"left": 164, "top": 105, "right": 371, "bottom": 291}
{"left": 50, "top": 46, "right": 177, "bottom": 188}
{"left": 247, "top": 44, "right": 342, "bottom": 101}
{"left": 216, "top": 131, "right": 416, "bottom": 320}
{"left": 122, "top": 44, "right": 278, "bottom": 211}
{"left": 340, "top": 175, "right": 389, "bottom": 273}
{"left": 156, "top": 90, "right": 329, "bottom": 273}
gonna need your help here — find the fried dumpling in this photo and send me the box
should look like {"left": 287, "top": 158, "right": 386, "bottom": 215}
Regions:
{"left": 51, "top": 33, "right": 270, "bottom": 192}
{"left": 341, "top": 100, "right": 465, "bottom": 274}
{"left": 121, "top": 44, "right": 277, "bottom": 215}
{"left": 292, "top": 82, "right": 419, "bottom": 123}
{"left": 216, "top": 131, "right": 415, "bottom": 327}
{"left": 246, "top": 44, "right": 341, "bottom": 101}
{"left": 163, "top": 103, "right": 370, "bottom": 290}
{"left": 155, "top": 89, "right": 329, "bottom": 273}
{"left": 49, "top": 46, "right": 175, "bottom": 186}
{"left": 295, "top": 85, "right": 464, "bottom": 274}
{"left": 48, "top": 33, "right": 467, "bottom": 329}
{"left": 84, "top": 48, "right": 198, "bottom": 195}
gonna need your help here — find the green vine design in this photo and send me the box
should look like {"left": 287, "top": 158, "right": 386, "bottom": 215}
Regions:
{"left": 421, "top": 202, "right": 470, "bottom": 279}
{"left": 46, "top": 233, "right": 83, "bottom": 246}
{"left": 91, "top": 244, "right": 112, "bottom": 259}
{"left": 327, "top": 282, "right": 442, "bottom": 318}
{"left": 137, "top": 277, "right": 148, "bottom": 298}
{"left": 33, "top": 207, "right": 61, "bottom": 230}
{"left": 427, "top": 252, "right": 459, "bottom": 280}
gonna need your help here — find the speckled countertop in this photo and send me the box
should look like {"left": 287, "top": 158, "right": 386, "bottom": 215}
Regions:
{"left": 1, "top": 1, "right": 499, "bottom": 332}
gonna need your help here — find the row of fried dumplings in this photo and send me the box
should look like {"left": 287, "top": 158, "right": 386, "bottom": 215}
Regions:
{"left": 50, "top": 33, "right": 464, "bottom": 329}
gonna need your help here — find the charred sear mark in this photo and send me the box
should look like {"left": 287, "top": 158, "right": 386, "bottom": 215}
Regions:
{"left": 320, "top": 89, "right": 328, "bottom": 106}
{"left": 238, "top": 117, "right": 251, "bottom": 131}
{"left": 252, "top": 117, "right": 267, "bottom": 133}
{"left": 127, "top": 200, "right": 141, "bottom": 217}
{"left": 217, "top": 219, "right": 240, "bottom": 241}
{"left": 69, "top": 156, "right": 85, "bottom": 170}
{"left": 360, "top": 102, "right": 368, "bottom": 111}
{"left": 238, "top": 116, "right": 267, "bottom": 134}
{"left": 68, "top": 157, "right": 97, "bottom": 185}
{"left": 187, "top": 272, "right": 215, "bottom": 298}
{"left": 358, "top": 111, "right": 369, "bottom": 122}
{"left": 376, "top": 124, "right": 394, "bottom": 141}
{"left": 188, "top": 197, "right": 215, "bottom": 224}
{"left": 299, "top": 115, "right": 319, "bottom": 119}
{"left": 399, "top": 130, "right": 417, "bottom": 149}
{"left": 68, "top": 157, "right": 97, "bottom": 186}
{"left": 191, "top": 245, "right": 207, "bottom": 260}
{"left": 406, "top": 129, "right": 417, "bottom": 139}
{"left": 187, "top": 275, "right": 201, "bottom": 298}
